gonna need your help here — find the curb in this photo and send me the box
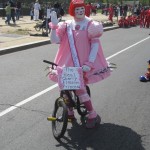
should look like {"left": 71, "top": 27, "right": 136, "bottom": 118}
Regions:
{"left": 104, "top": 25, "right": 119, "bottom": 31}
{"left": 0, "top": 25, "right": 119, "bottom": 56}
{"left": 0, "top": 39, "right": 50, "bottom": 55}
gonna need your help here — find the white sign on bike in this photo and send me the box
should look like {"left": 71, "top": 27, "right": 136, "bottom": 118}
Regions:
{"left": 57, "top": 67, "right": 84, "bottom": 90}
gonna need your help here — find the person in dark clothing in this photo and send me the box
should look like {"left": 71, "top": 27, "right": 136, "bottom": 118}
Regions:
{"left": 16, "top": 0, "right": 21, "bottom": 20}
{"left": 123, "top": 4, "right": 128, "bottom": 17}
{"left": 120, "top": 5, "right": 123, "bottom": 16}
{"left": 53, "top": 2, "right": 61, "bottom": 18}
{"left": 9, "top": 0, "right": 16, "bottom": 24}
{"left": 136, "top": 7, "right": 140, "bottom": 16}
{"left": 30, "top": 8, "right": 34, "bottom": 20}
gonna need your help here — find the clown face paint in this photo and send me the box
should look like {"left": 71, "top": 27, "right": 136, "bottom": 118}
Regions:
{"left": 74, "top": 6, "right": 85, "bottom": 19}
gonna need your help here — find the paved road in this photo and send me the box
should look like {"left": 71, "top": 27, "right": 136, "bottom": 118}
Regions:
{"left": 0, "top": 27, "right": 150, "bottom": 150}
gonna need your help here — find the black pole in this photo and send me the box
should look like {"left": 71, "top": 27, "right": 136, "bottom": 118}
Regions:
{"left": 45, "top": 2, "right": 48, "bottom": 36}
{"left": 2, "top": 0, "right": 5, "bottom": 18}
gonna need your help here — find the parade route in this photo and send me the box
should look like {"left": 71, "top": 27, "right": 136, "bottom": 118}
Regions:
{"left": 1, "top": 35, "right": 150, "bottom": 117}
{"left": 0, "top": 26, "right": 150, "bottom": 150}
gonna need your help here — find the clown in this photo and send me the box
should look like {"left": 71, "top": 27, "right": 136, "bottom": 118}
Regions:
{"left": 49, "top": 0, "right": 111, "bottom": 128}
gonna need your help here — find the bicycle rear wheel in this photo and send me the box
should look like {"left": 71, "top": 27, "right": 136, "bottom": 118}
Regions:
{"left": 52, "top": 97, "right": 68, "bottom": 140}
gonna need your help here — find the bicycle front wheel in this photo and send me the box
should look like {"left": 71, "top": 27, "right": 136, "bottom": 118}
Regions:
{"left": 52, "top": 97, "right": 68, "bottom": 140}
{"left": 34, "top": 26, "right": 41, "bottom": 32}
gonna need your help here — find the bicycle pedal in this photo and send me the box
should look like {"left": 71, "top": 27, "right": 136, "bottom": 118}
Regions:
{"left": 47, "top": 117, "right": 56, "bottom": 121}
{"left": 68, "top": 119, "right": 72, "bottom": 122}
{"left": 68, "top": 118, "right": 76, "bottom": 123}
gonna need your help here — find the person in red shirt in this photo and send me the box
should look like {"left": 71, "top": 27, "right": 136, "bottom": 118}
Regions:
{"left": 139, "top": 8, "right": 145, "bottom": 27}
{"left": 118, "top": 17, "right": 124, "bottom": 27}
{"left": 132, "top": 15, "right": 138, "bottom": 26}
{"left": 127, "top": 15, "right": 137, "bottom": 26}
{"left": 126, "top": 15, "right": 132, "bottom": 26}
{"left": 85, "top": 2, "right": 92, "bottom": 17}
{"left": 144, "top": 8, "right": 150, "bottom": 28}
{"left": 118, "top": 16, "right": 129, "bottom": 27}
{"left": 108, "top": 4, "right": 114, "bottom": 23}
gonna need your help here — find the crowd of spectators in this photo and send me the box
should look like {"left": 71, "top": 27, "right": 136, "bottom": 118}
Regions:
{"left": 4, "top": 0, "right": 21, "bottom": 24}
{"left": 3, "top": 0, "right": 65, "bottom": 25}
{"left": 102, "top": 4, "right": 141, "bottom": 17}
{"left": 117, "top": 5, "right": 150, "bottom": 28}
{"left": 3, "top": 0, "right": 150, "bottom": 29}
{"left": 100, "top": 3, "right": 150, "bottom": 28}
{"left": 29, "top": 1, "right": 65, "bottom": 21}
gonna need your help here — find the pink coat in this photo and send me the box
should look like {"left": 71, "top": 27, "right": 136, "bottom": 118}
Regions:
{"left": 49, "top": 19, "right": 111, "bottom": 84}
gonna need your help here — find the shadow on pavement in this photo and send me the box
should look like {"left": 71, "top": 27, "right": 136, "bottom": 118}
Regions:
{"left": 0, "top": 24, "right": 20, "bottom": 27}
{"left": 56, "top": 122, "right": 145, "bottom": 150}
{"left": 5, "top": 24, "right": 20, "bottom": 27}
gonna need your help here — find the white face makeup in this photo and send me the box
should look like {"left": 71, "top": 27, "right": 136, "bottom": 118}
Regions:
{"left": 74, "top": 6, "right": 85, "bottom": 19}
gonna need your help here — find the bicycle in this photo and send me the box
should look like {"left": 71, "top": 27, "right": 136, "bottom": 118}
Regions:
{"left": 43, "top": 60, "right": 91, "bottom": 140}
{"left": 34, "top": 17, "right": 63, "bottom": 34}
{"left": 34, "top": 19, "right": 51, "bottom": 34}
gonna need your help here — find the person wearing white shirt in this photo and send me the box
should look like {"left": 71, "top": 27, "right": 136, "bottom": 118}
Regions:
{"left": 34, "top": 0, "right": 41, "bottom": 20}
{"left": 47, "top": 6, "right": 51, "bottom": 19}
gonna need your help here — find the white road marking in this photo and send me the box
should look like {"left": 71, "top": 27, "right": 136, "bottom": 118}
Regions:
{"left": 106, "top": 36, "right": 150, "bottom": 60}
{"left": 0, "top": 84, "right": 58, "bottom": 117}
{"left": 0, "top": 36, "right": 150, "bottom": 117}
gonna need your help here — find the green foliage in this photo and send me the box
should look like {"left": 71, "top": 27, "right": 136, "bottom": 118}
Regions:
{"left": 0, "top": 0, "right": 149, "bottom": 8}
{"left": 85, "top": 0, "right": 150, "bottom": 5}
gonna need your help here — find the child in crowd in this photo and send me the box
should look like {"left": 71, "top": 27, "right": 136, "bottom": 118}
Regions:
{"left": 5, "top": 2, "right": 11, "bottom": 25}
{"left": 30, "top": 8, "right": 34, "bottom": 20}
{"left": 118, "top": 16, "right": 129, "bottom": 28}
{"left": 140, "top": 60, "right": 150, "bottom": 82}
{"left": 145, "top": 62, "right": 150, "bottom": 80}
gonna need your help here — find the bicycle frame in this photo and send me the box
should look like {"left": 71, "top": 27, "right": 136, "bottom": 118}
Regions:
{"left": 43, "top": 60, "right": 89, "bottom": 140}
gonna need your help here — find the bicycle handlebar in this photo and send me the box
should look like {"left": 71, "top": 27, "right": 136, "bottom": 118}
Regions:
{"left": 43, "top": 60, "right": 117, "bottom": 72}
{"left": 43, "top": 60, "right": 58, "bottom": 69}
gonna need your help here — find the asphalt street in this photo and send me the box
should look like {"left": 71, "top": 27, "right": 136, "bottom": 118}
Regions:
{"left": 0, "top": 26, "right": 150, "bottom": 150}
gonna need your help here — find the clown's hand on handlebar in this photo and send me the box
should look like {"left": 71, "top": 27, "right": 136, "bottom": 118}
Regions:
{"left": 45, "top": 67, "right": 57, "bottom": 76}
{"left": 51, "top": 11, "right": 59, "bottom": 25}
{"left": 49, "top": 68, "right": 57, "bottom": 75}
{"left": 82, "top": 65, "right": 91, "bottom": 72}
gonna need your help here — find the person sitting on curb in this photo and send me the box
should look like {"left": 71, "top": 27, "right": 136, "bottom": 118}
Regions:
{"left": 140, "top": 60, "right": 150, "bottom": 82}
{"left": 118, "top": 16, "right": 129, "bottom": 28}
